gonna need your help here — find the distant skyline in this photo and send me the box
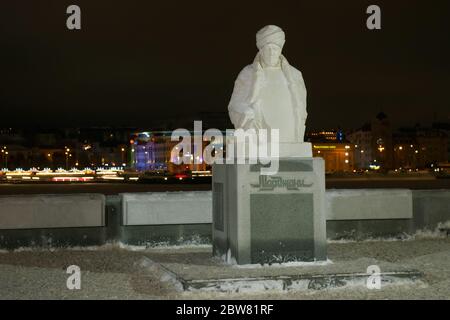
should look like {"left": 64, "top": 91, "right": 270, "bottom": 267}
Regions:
{"left": 1, "top": 0, "right": 449, "bottom": 130}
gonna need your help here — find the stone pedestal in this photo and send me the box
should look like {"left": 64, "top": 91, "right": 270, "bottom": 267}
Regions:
{"left": 212, "top": 157, "right": 327, "bottom": 265}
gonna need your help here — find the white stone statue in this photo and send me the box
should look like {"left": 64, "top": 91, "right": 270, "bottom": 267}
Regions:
{"left": 228, "top": 25, "right": 312, "bottom": 157}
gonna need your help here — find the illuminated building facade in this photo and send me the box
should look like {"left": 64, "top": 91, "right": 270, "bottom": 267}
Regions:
{"left": 0, "top": 127, "right": 134, "bottom": 170}
{"left": 130, "top": 131, "right": 210, "bottom": 174}
{"left": 347, "top": 124, "right": 373, "bottom": 170}
{"left": 307, "top": 129, "right": 344, "bottom": 142}
{"left": 307, "top": 130, "right": 354, "bottom": 173}
{"left": 311, "top": 143, "right": 354, "bottom": 173}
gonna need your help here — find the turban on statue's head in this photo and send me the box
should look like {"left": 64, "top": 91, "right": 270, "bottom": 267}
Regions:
{"left": 256, "top": 25, "right": 285, "bottom": 50}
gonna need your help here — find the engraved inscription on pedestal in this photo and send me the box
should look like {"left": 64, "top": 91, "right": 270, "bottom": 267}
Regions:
{"left": 250, "top": 175, "right": 313, "bottom": 191}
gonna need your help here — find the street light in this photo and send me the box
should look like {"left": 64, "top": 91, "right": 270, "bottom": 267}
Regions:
{"left": 47, "top": 153, "right": 53, "bottom": 169}
{"left": 65, "top": 149, "right": 70, "bottom": 170}
{"left": 1, "top": 147, "right": 6, "bottom": 169}
{"left": 121, "top": 147, "right": 126, "bottom": 166}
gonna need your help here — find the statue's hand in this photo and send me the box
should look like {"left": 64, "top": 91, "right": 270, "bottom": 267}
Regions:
{"left": 229, "top": 109, "right": 256, "bottom": 129}
{"left": 244, "top": 108, "right": 255, "bottom": 120}
{"left": 242, "top": 109, "right": 257, "bottom": 129}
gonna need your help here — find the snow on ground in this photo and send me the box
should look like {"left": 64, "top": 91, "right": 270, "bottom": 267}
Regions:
{"left": 230, "top": 259, "right": 333, "bottom": 269}
{"left": 0, "top": 238, "right": 449, "bottom": 299}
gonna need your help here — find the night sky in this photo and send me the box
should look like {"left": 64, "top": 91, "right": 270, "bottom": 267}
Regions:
{"left": 1, "top": 0, "right": 449, "bottom": 130}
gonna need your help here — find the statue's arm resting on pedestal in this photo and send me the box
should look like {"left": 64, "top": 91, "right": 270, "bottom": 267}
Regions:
{"left": 229, "top": 109, "right": 256, "bottom": 130}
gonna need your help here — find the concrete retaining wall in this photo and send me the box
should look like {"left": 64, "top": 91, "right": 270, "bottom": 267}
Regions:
{"left": 0, "top": 194, "right": 105, "bottom": 230}
{"left": 0, "top": 189, "right": 448, "bottom": 248}
{"left": 325, "top": 189, "right": 413, "bottom": 220}
{"left": 412, "top": 190, "right": 450, "bottom": 230}
{"left": 121, "top": 190, "right": 414, "bottom": 225}
{"left": 122, "top": 191, "right": 212, "bottom": 226}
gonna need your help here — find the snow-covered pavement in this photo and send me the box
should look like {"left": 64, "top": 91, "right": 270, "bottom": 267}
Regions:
{"left": 0, "top": 237, "right": 449, "bottom": 299}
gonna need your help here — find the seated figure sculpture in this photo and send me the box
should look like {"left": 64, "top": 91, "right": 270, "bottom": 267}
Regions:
{"left": 228, "top": 25, "right": 312, "bottom": 157}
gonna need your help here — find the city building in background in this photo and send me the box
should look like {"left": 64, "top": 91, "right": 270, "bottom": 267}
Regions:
{"left": 346, "top": 123, "right": 373, "bottom": 170}
{"left": 1, "top": 113, "right": 449, "bottom": 174}
{"left": 306, "top": 129, "right": 355, "bottom": 173}
{"left": 347, "top": 112, "right": 394, "bottom": 171}
{"left": 394, "top": 125, "right": 448, "bottom": 170}
{"left": 431, "top": 122, "right": 450, "bottom": 163}
{"left": 0, "top": 127, "right": 133, "bottom": 170}
{"left": 130, "top": 131, "right": 211, "bottom": 174}
{"left": 347, "top": 113, "right": 449, "bottom": 171}
{"left": 312, "top": 143, "right": 355, "bottom": 173}
{"left": 307, "top": 129, "right": 345, "bottom": 143}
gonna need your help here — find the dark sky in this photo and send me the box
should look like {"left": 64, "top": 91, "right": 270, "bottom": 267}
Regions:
{"left": 1, "top": 0, "right": 449, "bottom": 130}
